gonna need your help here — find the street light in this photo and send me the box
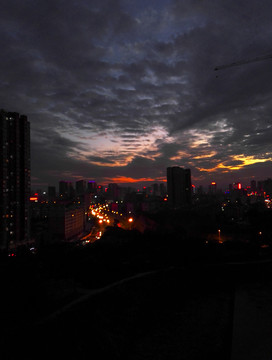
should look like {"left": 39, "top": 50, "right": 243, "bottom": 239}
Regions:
{"left": 128, "top": 217, "right": 133, "bottom": 230}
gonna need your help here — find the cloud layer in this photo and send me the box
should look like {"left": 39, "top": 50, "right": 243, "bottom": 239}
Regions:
{"left": 1, "top": 0, "right": 272, "bottom": 189}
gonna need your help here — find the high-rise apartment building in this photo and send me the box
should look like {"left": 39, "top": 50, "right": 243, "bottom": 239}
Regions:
{"left": 107, "top": 183, "right": 119, "bottom": 201}
{"left": 76, "top": 179, "right": 86, "bottom": 196}
{"left": 209, "top": 182, "right": 217, "bottom": 194}
{"left": 167, "top": 167, "right": 191, "bottom": 208}
{"left": 48, "top": 185, "right": 56, "bottom": 201}
{"left": 87, "top": 180, "right": 97, "bottom": 194}
{"left": 0, "top": 110, "right": 30, "bottom": 251}
{"left": 59, "top": 180, "right": 74, "bottom": 200}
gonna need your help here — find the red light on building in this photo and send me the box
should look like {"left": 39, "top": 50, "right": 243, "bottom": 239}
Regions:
{"left": 238, "top": 183, "right": 242, "bottom": 190}
{"left": 211, "top": 182, "right": 216, "bottom": 185}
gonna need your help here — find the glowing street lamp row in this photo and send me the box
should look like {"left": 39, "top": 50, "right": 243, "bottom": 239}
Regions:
{"left": 90, "top": 204, "right": 134, "bottom": 226}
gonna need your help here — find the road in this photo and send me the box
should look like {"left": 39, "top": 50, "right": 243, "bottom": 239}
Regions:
{"left": 89, "top": 203, "right": 134, "bottom": 231}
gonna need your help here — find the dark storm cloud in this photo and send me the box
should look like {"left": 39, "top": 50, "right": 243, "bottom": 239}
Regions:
{"left": 87, "top": 156, "right": 116, "bottom": 165}
{"left": 31, "top": 130, "right": 85, "bottom": 160}
{"left": 1, "top": 0, "right": 272, "bottom": 187}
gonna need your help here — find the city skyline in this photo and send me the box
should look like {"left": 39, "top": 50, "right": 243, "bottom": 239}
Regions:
{"left": 1, "top": 1, "right": 272, "bottom": 188}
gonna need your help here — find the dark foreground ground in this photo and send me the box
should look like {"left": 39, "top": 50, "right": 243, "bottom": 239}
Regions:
{"left": 1, "top": 238, "right": 272, "bottom": 360}
{"left": 1, "top": 266, "right": 233, "bottom": 360}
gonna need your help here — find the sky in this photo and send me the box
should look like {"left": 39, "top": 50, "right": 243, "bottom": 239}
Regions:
{"left": 1, "top": 0, "right": 272, "bottom": 190}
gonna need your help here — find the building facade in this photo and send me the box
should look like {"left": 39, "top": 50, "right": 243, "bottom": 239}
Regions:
{"left": 0, "top": 110, "right": 30, "bottom": 251}
{"left": 49, "top": 204, "right": 85, "bottom": 241}
{"left": 167, "top": 166, "right": 191, "bottom": 208}
{"left": 87, "top": 181, "right": 97, "bottom": 194}
{"left": 76, "top": 179, "right": 86, "bottom": 196}
{"left": 48, "top": 186, "right": 56, "bottom": 202}
{"left": 59, "top": 180, "right": 75, "bottom": 200}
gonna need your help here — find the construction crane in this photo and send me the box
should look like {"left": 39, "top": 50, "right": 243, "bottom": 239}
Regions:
{"left": 214, "top": 53, "right": 272, "bottom": 71}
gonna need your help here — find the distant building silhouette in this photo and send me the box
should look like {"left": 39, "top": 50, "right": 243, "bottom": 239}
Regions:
{"left": 97, "top": 185, "right": 104, "bottom": 195}
{"left": 87, "top": 180, "right": 97, "bottom": 194}
{"left": 59, "top": 180, "right": 74, "bottom": 199}
{"left": 250, "top": 180, "right": 257, "bottom": 193}
{"left": 48, "top": 186, "right": 56, "bottom": 201}
{"left": 262, "top": 178, "right": 272, "bottom": 196}
{"left": 0, "top": 110, "right": 30, "bottom": 251}
{"left": 167, "top": 167, "right": 191, "bottom": 208}
{"left": 152, "top": 183, "right": 159, "bottom": 196}
{"left": 76, "top": 179, "right": 86, "bottom": 196}
{"left": 208, "top": 182, "right": 217, "bottom": 194}
{"left": 107, "top": 183, "right": 119, "bottom": 201}
{"left": 159, "top": 183, "right": 167, "bottom": 197}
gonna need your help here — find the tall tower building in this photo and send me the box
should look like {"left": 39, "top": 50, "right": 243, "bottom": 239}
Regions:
{"left": 87, "top": 180, "right": 97, "bottom": 194}
{"left": 48, "top": 186, "right": 56, "bottom": 201}
{"left": 76, "top": 179, "right": 86, "bottom": 196}
{"left": 0, "top": 110, "right": 30, "bottom": 251}
{"left": 107, "top": 183, "right": 119, "bottom": 201}
{"left": 209, "top": 182, "right": 217, "bottom": 194}
{"left": 59, "top": 180, "right": 74, "bottom": 200}
{"left": 167, "top": 167, "right": 191, "bottom": 208}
